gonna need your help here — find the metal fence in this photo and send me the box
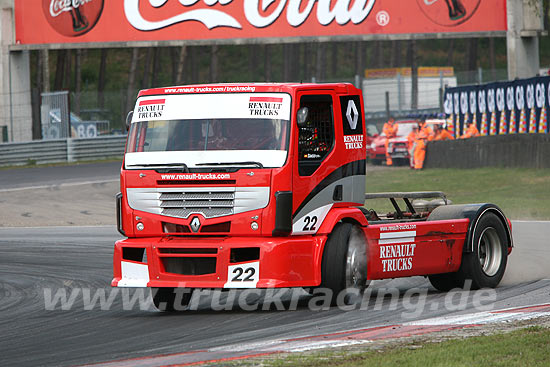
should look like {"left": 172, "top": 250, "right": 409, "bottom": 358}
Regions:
{"left": 41, "top": 91, "right": 70, "bottom": 140}
{"left": 70, "top": 90, "right": 127, "bottom": 134}
{"left": 0, "top": 135, "right": 126, "bottom": 167}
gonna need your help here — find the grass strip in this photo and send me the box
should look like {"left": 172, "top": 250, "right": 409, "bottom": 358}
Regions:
{"left": 259, "top": 326, "right": 550, "bottom": 367}
{"left": 365, "top": 167, "right": 550, "bottom": 220}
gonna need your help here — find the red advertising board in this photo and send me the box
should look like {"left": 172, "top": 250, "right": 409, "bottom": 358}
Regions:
{"left": 14, "top": 0, "right": 507, "bottom": 46}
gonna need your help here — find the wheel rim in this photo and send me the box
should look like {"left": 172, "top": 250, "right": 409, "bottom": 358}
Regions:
{"left": 345, "top": 226, "right": 368, "bottom": 289}
{"left": 477, "top": 227, "right": 502, "bottom": 277}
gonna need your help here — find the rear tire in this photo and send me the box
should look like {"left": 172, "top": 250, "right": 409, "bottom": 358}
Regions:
{"left": 457, "top": 212, "right": 508, "bottom": 289}
{"left": 321, "top": 223, "right": 369, "bottom": 305}
{"left": 152, "top": 287, "right": 194, "bottom": 311}
{"left": 428, "top": 212, "right": 508, "bottom": 291}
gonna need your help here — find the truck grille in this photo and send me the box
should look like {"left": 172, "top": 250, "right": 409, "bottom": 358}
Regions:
{"left": 161, "top": 257, "right": 217, "bottom": 275}
{"left": 126, "top": 187, "right": 270, "bottom": 219}
{"left": 163, "top": 207, "right": 233, "bottom": 219}
{"left": 160, "top": 191, "right": 235, "bottom": 219}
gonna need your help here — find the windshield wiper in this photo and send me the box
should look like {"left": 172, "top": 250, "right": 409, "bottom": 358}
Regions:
{"left": 197, "top": 161, "right": 264, "bottom": 168}
{"left": 127, "top": 163, "right": 189, "bottom": 172}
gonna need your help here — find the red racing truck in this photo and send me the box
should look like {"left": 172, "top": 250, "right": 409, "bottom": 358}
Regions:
{"left": 112, "top": 83, "right": 512, "bottom": 310}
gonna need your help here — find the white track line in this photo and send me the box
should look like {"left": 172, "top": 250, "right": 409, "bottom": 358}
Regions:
{"left": 405, "top": 311, "right": 549, "bottom": 326}
{"left": 210, "top": 336, "right": 372, "bottom": 354}
{"left": 0, "top": 179, "right": 119, "bottom": 192}
{"left": 487, "top": 301, "right": 550, "bottom": 312}
{"left": 511, "top": 220, "right": 550, "bottom": 223}
{"left": 0, "top": 225, "right": 116, "bottom": 229}
{"left": 406, "top": 303, "right": 550, "bottom": 326}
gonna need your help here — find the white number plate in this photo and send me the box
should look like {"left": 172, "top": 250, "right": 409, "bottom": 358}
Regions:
{"left": 223, "top": 261, "right": 260, "bottom": 288}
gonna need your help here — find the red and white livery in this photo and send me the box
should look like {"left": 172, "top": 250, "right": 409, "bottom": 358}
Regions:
{"left": 112, "top": 83, "right": 512, "bottom": 310}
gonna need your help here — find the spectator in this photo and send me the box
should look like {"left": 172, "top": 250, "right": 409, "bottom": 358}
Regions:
{"left": 383, "top": 117, "right": 398, "bottom": 166}
{"left": 414, "top": 131, "right": 428, "bottom": 170}
{"left": 460, "top": 120, "right": 480, "bottom": 139}
{"left": 407, "top": 124, "right": 419, "bottom": 168}
{"left": 418, "top": 119, "right": 434, "bottom": 139}
{"left": 432, "top": 124, "right": 455, "bottom": 141}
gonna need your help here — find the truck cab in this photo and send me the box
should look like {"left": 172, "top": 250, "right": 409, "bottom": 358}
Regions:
{"left": 112, "top": 83, "right": 511, "bottom": 311}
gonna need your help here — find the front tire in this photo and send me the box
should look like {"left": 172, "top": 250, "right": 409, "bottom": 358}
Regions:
{"left": 152, "top": 287, "right": 194, "bottom": 311}
{"left": 321, "top": 223, "right": 369, "bottom": 304}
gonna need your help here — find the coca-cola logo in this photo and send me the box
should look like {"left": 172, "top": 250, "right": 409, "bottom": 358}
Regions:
{"left": 124, "top": 0, "right": 377, "bottom": 31}
{"left": 416, "top": 0, "right": 481, "bottom": 27}
{"left": 43, "top": 0, "right": 104, "bottom": 37}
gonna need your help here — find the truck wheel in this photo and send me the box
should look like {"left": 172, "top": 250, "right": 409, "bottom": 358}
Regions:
{"left": 152, "top": 287, "right": 194, "bottom": 311}
{"left": 457, "top": 212, "right": 508, "bottom": 289}
{"left": 321, "top": 223, "right": 368, "bottom": 305}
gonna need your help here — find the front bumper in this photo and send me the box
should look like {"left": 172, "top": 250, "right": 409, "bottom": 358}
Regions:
{"left": 390, "top": 152, "right": 408, "bottom": 159}
{"left": 390, "top": 148, "right": 409, "bottom": 159}
{"left": 112, "top": 235, "right": 326, "bottom": 289}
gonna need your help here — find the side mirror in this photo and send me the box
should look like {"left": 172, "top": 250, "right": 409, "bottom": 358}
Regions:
{"left": 125, "top": 111, "right": 133, "bottom": 132}
{"left": 296, "top": 107, "right": 309, "bottom": 128}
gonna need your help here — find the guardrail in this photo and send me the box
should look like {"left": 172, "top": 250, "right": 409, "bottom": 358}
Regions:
{"left": 0, "top": 136, "right": 126, "bottom": 167}
{"left": 67, "top": 136, "right": 126, "bottom": 162}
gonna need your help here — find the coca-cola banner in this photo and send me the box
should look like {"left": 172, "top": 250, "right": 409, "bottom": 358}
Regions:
{"left": 14, "top": 0, "right": 507, "bottom": 46}
{"left": 444, "top": 76, "right": 550, "bottom": 136}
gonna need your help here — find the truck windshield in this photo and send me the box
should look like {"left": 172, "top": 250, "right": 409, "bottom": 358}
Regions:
{"left": 125, "top": 93, "right": 291, "bottom": 169}
{"left": 127, "top": 118, "right": 289, "bottom": 153}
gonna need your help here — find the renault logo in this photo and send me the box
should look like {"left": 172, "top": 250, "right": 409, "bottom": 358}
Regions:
{"left": 346, "top": 100, "right": 359, "bottom": 130}
{"left": 190, "top": 216, "right": 201, "bottom": 233}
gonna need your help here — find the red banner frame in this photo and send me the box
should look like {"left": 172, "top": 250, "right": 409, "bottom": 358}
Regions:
{"left": 14, "top": 0, "right": 507, "bottom": 46}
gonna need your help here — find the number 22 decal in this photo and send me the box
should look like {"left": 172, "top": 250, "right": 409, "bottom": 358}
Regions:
{"left": 224, "top": 261, "right": 260, "bottom": 288}
{"left": 231, "top": 266, "right": 256, "bottom": 282}
{"left": 302, "top": 216, "right": 318, "bottom": 231}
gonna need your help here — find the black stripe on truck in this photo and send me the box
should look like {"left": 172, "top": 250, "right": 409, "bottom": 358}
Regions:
{"left": 293, "top": 159, "right": 366, "bottom": 218}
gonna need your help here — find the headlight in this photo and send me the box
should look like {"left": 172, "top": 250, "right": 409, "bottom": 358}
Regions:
{"left": 371, "top": 142, "right": 376, "bottom": 149}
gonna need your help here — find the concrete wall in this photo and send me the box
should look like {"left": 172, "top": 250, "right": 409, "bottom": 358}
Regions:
{"left": 507, "top": 0, "right": 544, "bottom": 79}
{"left": 424, "top": 134, "right": 550, "bottom": 169}
{"left": 0, "top": 0, "right": 32, "bottom": 142}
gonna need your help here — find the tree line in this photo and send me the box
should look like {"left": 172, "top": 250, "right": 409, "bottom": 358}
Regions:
{"left": 33, "top": 38, "right": 514, "bottom": 115}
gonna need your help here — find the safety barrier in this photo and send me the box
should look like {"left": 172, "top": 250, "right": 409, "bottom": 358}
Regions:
{"left": 424, "top": 134, "right": 550, "bottom": 169}
{"left": 67, "top": 136, "right": 126, "bottom": 162}
{"left": 0, "top": 136, "right": 126, "bottom": 167}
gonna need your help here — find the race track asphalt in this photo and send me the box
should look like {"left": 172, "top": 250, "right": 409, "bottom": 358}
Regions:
{"left": 0, "top": 222, "right": 549, "bottom": 367}
{"left": 0, "top": 161, "right": 121, "bottom": 190}
{"left": 0, "top": 162, "right": 549, "bottom": 366}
